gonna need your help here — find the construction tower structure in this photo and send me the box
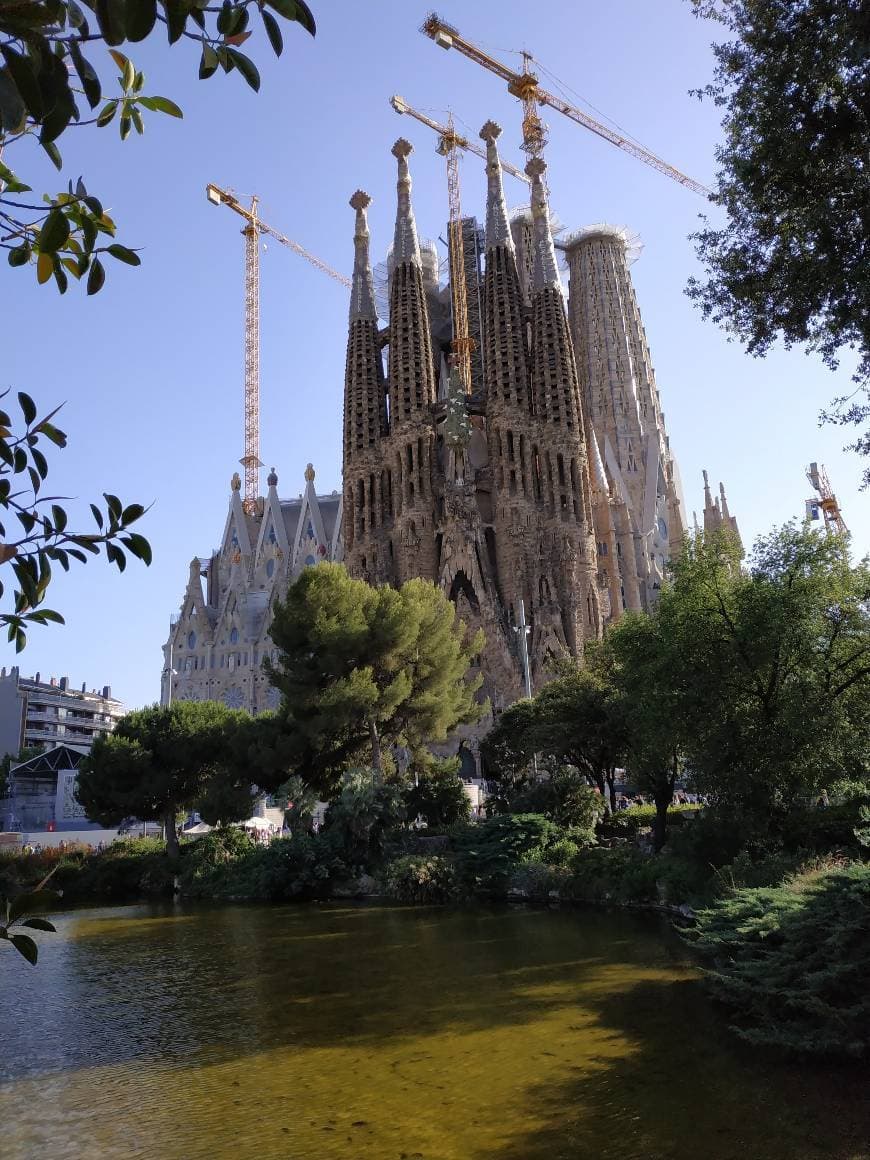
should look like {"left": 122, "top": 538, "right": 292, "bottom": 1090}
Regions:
{"left": 206, "top": 182, "right": 350, "bottom": 514}
{"left": 421, "top": 13, "right": 711, "bottom": 197}
{"left": 806, "top": 462, "right": 848, "bottom": 535}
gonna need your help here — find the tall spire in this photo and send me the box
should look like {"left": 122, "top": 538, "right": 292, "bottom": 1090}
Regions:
{"left": 719, "top": 481, "right": 730, "bottom": 519}
{"left": 480, "top": 120, "right": 513, "bottom": 252}
{"left": 525, "top": 157, "right": 560, "bottom": 293}
{"left": 703, "top": 469, "right": 713, "bottom": 509}
{"left": 349, "top": 190, "right": 377, "bottom": 322}
{"left": 392, "top": 138, "right": 421, "bottom": 267}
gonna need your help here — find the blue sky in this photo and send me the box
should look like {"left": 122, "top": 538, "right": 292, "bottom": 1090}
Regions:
{"left": 3, "top": 0, "right": 867, "bottom": 710}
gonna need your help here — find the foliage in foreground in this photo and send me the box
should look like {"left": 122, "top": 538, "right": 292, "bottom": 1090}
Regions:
{"left": 0, "top": 0, "right": 315, "bottom": 297}
{"left": 687, "top": 863, "right": 870, "bottom": 1058}
{"left": 689, "top": 0, "right": 870, "bottom": 482}
{"left": 1, "top": 390, "right": 151, "bottom": 648}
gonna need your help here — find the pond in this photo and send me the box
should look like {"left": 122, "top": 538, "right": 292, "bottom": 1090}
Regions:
{"left": 0, "top": 902, "right": 867, "bottom": 1159}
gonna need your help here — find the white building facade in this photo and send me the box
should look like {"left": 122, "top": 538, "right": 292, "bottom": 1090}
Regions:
{"left": 161, "top": 465, "right": 343, "bottom": 713}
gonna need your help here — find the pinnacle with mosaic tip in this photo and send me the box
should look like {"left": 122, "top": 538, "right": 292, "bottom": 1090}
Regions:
{"left": 479, "top": 120, "right": 502, "bottom": 144}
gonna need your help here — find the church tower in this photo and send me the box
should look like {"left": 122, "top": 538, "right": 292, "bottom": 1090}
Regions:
{"left": 563, "top": 226, "right": 685, "bottom": 610}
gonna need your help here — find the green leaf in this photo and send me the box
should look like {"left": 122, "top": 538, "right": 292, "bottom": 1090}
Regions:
{"left": 199, "top": 42, "right": 219, "bottom": 80}
{"left": 10, "top": 933, "right": 37, "bottom": 965}
{"left": 87, "top": 257, "right": 106, "bottom": 295}
{"left": 96, "top": 100, "right": 118, "bottom": 128}
{"left": 90, "top": 504, "right": 104, "bottom": 530}
{"left": 120, "top": 502, "right": 145, "bottom": 524}
{"left": 18, "top": 393, "right": 36, "bottom": 425}
{"left": 36, "top": 253, "right": 54, "bottom": 285}
{"left": 225, "top": 48, "right": 260, "bottom": 92}
{"left": 262, "top": 9, "right": 283, "bottom": 56}
{"left": 130, "top": 105, "right": 144, "bottom": 135}
{"left": 121, "top": 532, "right": 152, "bottom": 565}
{"left": 21, "top": 917, "right": 55, "bottom": 932}
{"left": 0, "top": 66, "right": 26, "bottom": 134}
{"left": 0, "top": 160, "right": 31, "bottom": 194}
{"left": 50, "top": 505, "right": 68, "bottom": 533}
{"left": 122, "top": 57, "right": 136, "bottom": 92}
{"left": 84, "top": 195, "right": 104, "bottom": 219}
{"left": 106, "top": 244, "right": 141, "bottom": 266}
{"left": 95, "top": 0, "right": 127, "bottom": 46}
{"left": 137, "top": 95, "right": 183, "bottom": 118}
{"left": 42, "top": 141, "right": 63, "bottom": 171}
{"left": 39, "top": 208, "right": 71, "bottom": 254}
{"left": 0, "top": 46, "right": 44, "bottom": 120}
{"left": 126, "top": 0, "right": 158, "bottom": 41}
{"left": 267, "top": 0, "right": 316, "bottom": 36}
{"left": 163, "top": 0, "right": 190, "bottom": 44}
{"left": 217, "top": 0, "right": 234, "bottom": 34}
{"left": 68, "top": 40, "right": 101, "bottom": 109}
{"left": 8, "top": 246, "right": 30, "bottom": 268}
{"left": 120, "top": 110, "right": 132, "bottom": 140}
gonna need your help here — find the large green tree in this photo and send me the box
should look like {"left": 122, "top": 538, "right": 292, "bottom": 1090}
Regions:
{"left": 609, "top": 524, "right": 870, "bottom": 844}
{"left": 77, "top": 700, "right": 250, "bottom": 856}
{"left": 481, "top": 660, "right": 628, "bottom": 812}
{"left": 266, "top": 564, "right": 485, "bottom": 798}
{"left": 688, "top": 0, "right": 870, "bottom": 482}
{"left": 662, "top": 524, "right": 870, "bottom": 821}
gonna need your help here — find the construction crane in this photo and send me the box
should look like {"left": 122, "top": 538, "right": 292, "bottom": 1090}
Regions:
{"left": 421, "top": 13, "right": 712, "bottom": 198}
{"left": 805, "top": 462, "right": 848, "bottom": 535}
{"left": 390, "top": 94, "right": 530, "bottom": 187}
{"left": 411, "top": 111, "right": 475, "bottom": 395}
{"left": 206, "top": 182, "right": 351, "bottom": 514}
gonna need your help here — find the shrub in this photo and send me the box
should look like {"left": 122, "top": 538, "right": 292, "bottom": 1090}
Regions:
{"left": 687, "top": 863, "right": 870, "bottom": 1058}
{"left": 779, "top": 795, "right": 870, "bottom": 854}
{"left": 181, "top": 831, "right": 347, "bottom": 901}
{"left": 384, "top": 854, "right": 456, "bottom": 904}
{"left": 404, "top": 757, "right": 471, "bottom": 830}
{"left": 508, "top": 860, "right": 571, "bottom": 900}
{"left": 323, "top": 769, "right": 406, "bottom": 867}
{"left": 599, "top": 803, "right": 702, "bottom": 840}
{"left": 452, "top": 813, "right": 558, "bottom": 894}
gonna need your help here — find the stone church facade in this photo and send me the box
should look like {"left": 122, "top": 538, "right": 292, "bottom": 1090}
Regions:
{"left": 161, "top": 466, "right": 342, "bottom": 712}
{"left": 340, "top": 125, "right": 690, "bottom": 710}
{"left": 163, "top": 122, "right": 739, "bottom": 725}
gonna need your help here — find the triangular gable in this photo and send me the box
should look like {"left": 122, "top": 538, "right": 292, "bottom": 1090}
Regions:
{"left": 255, "top": 489, "right": 290, "bottom": 558}
{"left": 220, "top": 486, "right": 253, "bottom": 559}
{"left": 291, "top": 482, "right": 329, "bottom": 568}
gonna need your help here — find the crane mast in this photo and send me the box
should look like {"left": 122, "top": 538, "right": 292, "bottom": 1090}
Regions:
{"left": 206, "top": 182, "right": 351, "bottom": 514}
{"left": 806, "top": 462, "right": 848, "bottom": 535}
{"left": 421, "top": 12, "right": 712, "bottom": 198}
{"left": 241, "top": 204, "right": 260, "bottom": 514}
{"left": 437, "top": 116, "right": 475, "bottom": 394}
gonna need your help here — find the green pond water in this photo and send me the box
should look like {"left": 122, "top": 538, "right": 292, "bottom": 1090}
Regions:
{"left": 0, "top": 901, "right": 867, "bottom": 1160}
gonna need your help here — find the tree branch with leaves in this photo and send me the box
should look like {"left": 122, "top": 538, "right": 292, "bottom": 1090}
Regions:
{"left": 0, "top": 0, "right": 316, "bottom": 295}
{"left": 0, "top": 388, "right": 152, "bottom": 649}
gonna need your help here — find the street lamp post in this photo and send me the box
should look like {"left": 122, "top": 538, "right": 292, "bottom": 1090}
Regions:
{"left": 513, "top": 599, "right": 538, "bottom": 778}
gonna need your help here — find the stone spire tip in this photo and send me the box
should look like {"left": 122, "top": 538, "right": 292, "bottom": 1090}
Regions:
{"left": 392, "top": 137, "right": 413, "bottom": 160}
{"left": 479, "top": 119, "right": 502, "bottom": 144}
{"left": 304, "top": 463, "right": 315, "bottom": 483}
{"left": 267, "top": 466, "right": 278, "bottom": 487}
{"left": 525, "top": 157, "right": 547, "bottom": 180}
{"left": 349, "top": 189, "right": 371, "bottom": 212}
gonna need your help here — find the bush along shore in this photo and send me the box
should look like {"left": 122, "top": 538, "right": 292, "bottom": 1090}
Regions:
{"left": 3, "top": 790, "right": 869, "bottom": 1061}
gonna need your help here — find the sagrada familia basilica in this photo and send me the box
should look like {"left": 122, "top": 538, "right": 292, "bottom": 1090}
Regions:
{"left": 162, "top": 124, "right": 739, "bottom": 726}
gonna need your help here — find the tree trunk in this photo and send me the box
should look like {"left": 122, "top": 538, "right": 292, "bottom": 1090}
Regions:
{"left": 163, "top": 807, "right": 180, "bottom": 859}
{"left": 653, "top": 792, "right": 671, "bottom": 854}
{"left": 369, "top": 719, "right": 383, "bottom": 785}
{"left": 605, "top": 769, "right": 617, "bottom": 815}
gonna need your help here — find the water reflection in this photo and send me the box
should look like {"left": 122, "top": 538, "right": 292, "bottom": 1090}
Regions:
{"left": 0, "top": 903, "right": 866, "bottom": 1159}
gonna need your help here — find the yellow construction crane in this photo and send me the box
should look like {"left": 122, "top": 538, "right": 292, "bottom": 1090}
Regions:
{"left": 421, "top": 13, "right": 712, "bottom": 198}
{"left": 805, "top": 462, "right": 848, "bottom": 535}
{"left": 390, "top": 95, "right": 530, "bottom": 187}
{"left": 438, "top": 112, "right": 476, "bottom": 394}
{"left": 206, "top": 183, "right": 350, "bottom": 514}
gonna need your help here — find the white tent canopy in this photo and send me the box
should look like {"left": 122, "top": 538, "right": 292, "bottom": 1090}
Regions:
{"left": 183, "top": 821, "right": 213, "bottom": 835}
{"left": 238, "top": 816, "right": 279, "bottom": 830}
